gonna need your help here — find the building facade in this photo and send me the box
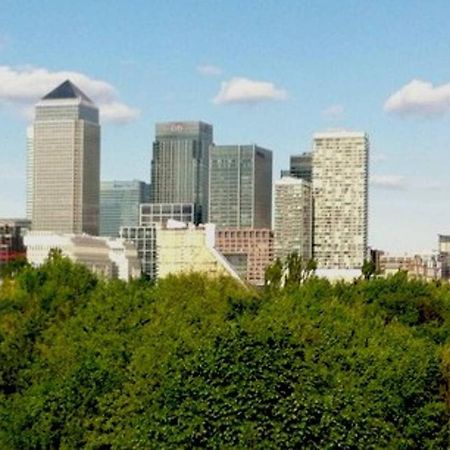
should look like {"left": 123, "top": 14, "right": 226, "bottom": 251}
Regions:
{"left": 24, "top": 231, "right": 141, "bottom": 280}
{"left": 29, "top": 80, "right": 100, "bottom": 235}
{"left": 312, "top": 131, "right": 368, "bottom": 269}
{"left": 281, "top": 152, "right": 312, "bottom": 182}
{"left": 150, "top": 121, "right": 213, "bottom": 223}
{"left": 140, "top": 203, "right": 195, "bottom": 226}
{"left": 215, "top": 228, "right": 274, "bottom": 286}
{"left": 0, "top": 219, "right": 31, "bottom": 266}
{"left": 120, "top": 225, "right": 158, "bottom": 279}
{"left": 208, "top": 145, "right": 272, "bottom": 229}
{"left": 274, "top": 177, "right": 312, "bottom": 261}
{"left": 100, "top": 180, "right": 150, "bottom": 236}
{"left": 157, "top": 221, "right": 242, "bottom": 282}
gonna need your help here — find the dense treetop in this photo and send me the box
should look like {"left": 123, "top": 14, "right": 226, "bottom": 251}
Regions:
{"left": 0, "top": 254, "right": 449, "bottom": 448}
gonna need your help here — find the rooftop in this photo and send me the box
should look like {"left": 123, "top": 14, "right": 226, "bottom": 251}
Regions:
{"left": 42, "top": 80, "right": 93, "bottom": 103}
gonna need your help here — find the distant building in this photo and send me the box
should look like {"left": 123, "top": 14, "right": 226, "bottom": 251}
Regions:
{"left": 100, "top": 180, "right": 150, "bottom": 236}
{"left": 120, "top": 225, "right": 158, "bottom": 279}
{"left": 215, "top": 228, "right": 274, "bottom": 286}
{"left": 157, "top": 221, "right": 242, "bottom": 283}
{"left": 26, "top": 127, "right": 34, "bottom": 222}
{"left": 24, "top": 232, "right": 140, "bottom": 280}
{"left": 281, "top": 152, "right": 312, "bottom": 182}
{"left": 312, "top": 131, "right": 369, "bottom": 269}
{"left": 139, "top": 203, "right": 195, "bottom": 227}
{"left": 274, "top": 176, "right": 312, "bottom": 261}
{"left": 208, "top": 145, "right": 272, "bottom": 229}
{"left": 29, "top": 80, "right": 100, "bottom": 235}
{"left": 438, "top": 234, "right": 450, "bottom": 279}
{"left": 151, "top": 121, "right": 213, "bottom": 223}
{"left": 379, "top": 253, "right": 441, "bottom": 281}
{"left": 0, "top": 219, "right": 31, "bottom": 266}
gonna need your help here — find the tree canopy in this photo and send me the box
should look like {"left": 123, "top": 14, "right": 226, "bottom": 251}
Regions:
{"left": 0, "top": 254, "right": 449, "bottom": 448}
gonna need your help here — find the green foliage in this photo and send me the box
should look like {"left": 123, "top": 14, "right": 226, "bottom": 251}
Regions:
{"left": 0, "top": 258, "right": 450, "bottom": 448}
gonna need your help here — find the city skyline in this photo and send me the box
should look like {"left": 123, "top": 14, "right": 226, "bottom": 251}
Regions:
{"left": 2, "top": 0, "right": 450, "bottom": 253}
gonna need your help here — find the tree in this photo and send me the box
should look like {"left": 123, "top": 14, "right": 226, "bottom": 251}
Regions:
{"left": 362, "top": 259, "right": 376, "bottom": 280}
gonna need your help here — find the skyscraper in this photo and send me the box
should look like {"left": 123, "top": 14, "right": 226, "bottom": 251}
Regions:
{"left": 274, "top": 176, "right": 312, "bottom": 261}
{"left": 150, "top": 121, "right": 213, "bottom": 223}
{"left": 100, "top": 180, "right": 150, "bottom": 236}
{"left": 312, "top": 131, "right": 369, "bottom": 269}
{"left": 280, "top": 152, "right": 312, "bottom": 181}
{"left": 208, "top": 145, "right": 272, "bottom": 229}
{"left": 29, "top": 80, "right": 100, "bottom": 235}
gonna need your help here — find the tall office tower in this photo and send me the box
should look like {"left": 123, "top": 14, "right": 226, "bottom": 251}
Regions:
{"left": 30, "top": 80, "right": 100, "bottom": 235}
{"left": 100, "top": 180, "right": 150, "bottom": 236}
{"left": 26, "top": 127, "right": 34, "bottom": 222}
{"left": 208, "top": 145, "right": 272, "bottom": 228}
{"left": 280, "top": 153, "right": 312, "bottom": 181}
{"left": 312, "top": 131, "right": 369, "bottom": 269}
{"left": 274, "top": 176, "right": 312, "bottom": 261}
{"left": 150, "top": 121, "right": 213, "bottom": 224}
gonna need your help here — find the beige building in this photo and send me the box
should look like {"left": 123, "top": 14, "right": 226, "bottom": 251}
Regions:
{"left": 380, "top": 254, "right": 441, "bottom": 281}
{"left": 29, "top": 80, "right": 100, "bottom": 235}
{"left": 312, "top": 131, "right": 369, "bottom": 270}
{"left": 274, "top": 176, "right": 312, "bottom": 262}
{"left": 215, "top": 228, "right": 274, "bottom": 286}
{"left": 24, "top": 231, "right": 141, "bottom": 280}
{"left": 156, "top": 220, "right": 242, "bottom": 282}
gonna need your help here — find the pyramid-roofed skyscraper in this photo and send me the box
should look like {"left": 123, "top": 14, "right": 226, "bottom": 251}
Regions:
{"left": 27, "top": 80, "right": 101, "bottom": 234}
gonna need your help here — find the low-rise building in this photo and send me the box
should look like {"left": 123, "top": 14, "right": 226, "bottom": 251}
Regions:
{"left": 379, "top": 253, "right": 441, "bottom": 281}
{"left": 24, "top": 232, "right": 141, "bottom": 280}
{"left": 157, "top": 220, "right": 242, "bottom": 283}
{"left": 215, "top": 228, "right": 274, "bottom": 286}
{"left": 0, "top": 219, "right": 31, "bottom": 266}
{"left": 140, "top": 203, "right": 195, "bottom": 226}
{"left": 120, "top": 225, "right": 158, "bottom": 279}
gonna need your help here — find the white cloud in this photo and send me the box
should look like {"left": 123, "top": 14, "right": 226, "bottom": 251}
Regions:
{"left": 213, "top": 77, "right": 288, "bottom": 105}
{"left": 384, "top": 79, "right": 450, "bottom": 116}
{"left": 322, "top": 104, "right": 344, "bottom": 119}
{"left": 0, "top": 65, "right": 139, "bottom": 123}
{"left": 197, "top": 64, "right": 222, "bottom": 76}
{"left": 370, "top": 175, "right": 407, "bottom": 190}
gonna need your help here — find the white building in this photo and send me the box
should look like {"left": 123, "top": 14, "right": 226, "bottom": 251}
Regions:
{"left": 29, "top": 80, "right": 100, "bottom": 235}
{"left": 312, "top": 131, "right": 369, "bottom": 270}
{"left": 274, "top": 176, "right": 312, "bottom": 261}
{"left": 24, "top": 232, "right": 140, "bottom": 281}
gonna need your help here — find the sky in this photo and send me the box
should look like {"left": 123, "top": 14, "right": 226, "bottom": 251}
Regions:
{"left": 1, "top": 0, "right": 450, "bottom": 254}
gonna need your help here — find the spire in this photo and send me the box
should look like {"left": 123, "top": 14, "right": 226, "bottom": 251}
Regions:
{"left": 42, "top": 80, "right": 93, "bottom": 103}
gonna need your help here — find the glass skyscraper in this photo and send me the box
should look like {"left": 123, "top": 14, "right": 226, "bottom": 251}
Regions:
{"left": 150, "top": 121, "right": 213, "bottom": 224}
{"left": 100, "top": 180, "right": 150, "bottom": 236}
{"left": 208, "top": 145, "right": 272, "bottom": 229}
{"left": 29, "top": 80, "right": 100, "bottom": 235}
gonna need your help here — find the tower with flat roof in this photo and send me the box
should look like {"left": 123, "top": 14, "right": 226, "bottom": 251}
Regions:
{"left": 312, "top": 131, "right": 369, "bottom": 269}
{"left": 150, "top": 121, "right": 213, "bottom": 223}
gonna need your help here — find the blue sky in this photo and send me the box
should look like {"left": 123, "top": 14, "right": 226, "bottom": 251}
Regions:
{"left": 1, "top": 0, "right": 450, "bottom": 253}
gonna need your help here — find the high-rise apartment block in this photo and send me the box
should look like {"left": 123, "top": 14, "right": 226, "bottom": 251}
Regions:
{"left": 312, "top": 131, "right": 368, "bottom": 269}
{"left": 150, "top": 121, "right": 213, "bottom": 224}
{"left": 29, "top": 80, "right": 100, "bottom": 235}
{"left": 208, "top": 145, "right": 272, "bottom": 229}
{"left": 100, "top": 180, "right": 150, "bottom": 236}
{"left": 274, "top": 176, "right": 312, "bottom": 261}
